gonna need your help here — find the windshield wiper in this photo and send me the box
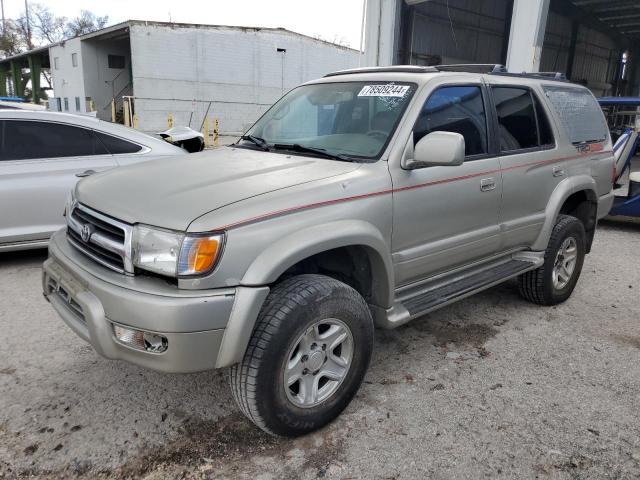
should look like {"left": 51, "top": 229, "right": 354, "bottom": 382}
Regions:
{"left": 272, "top": 143, "right": 353, "bottom": 162}
{"left": 239, "top": 134, "right": 269, "bottom": 151}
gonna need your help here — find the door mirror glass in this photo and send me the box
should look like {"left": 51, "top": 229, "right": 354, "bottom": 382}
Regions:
{"left": 402, "top": 131, "right": 465, "bottom": 170}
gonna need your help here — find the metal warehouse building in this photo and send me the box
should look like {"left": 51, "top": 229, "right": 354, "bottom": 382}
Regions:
{"left": 1, "top": 21, "right": 360, "bottom": 135}
{"left": 364, "top": 0, "right": 640, "bottom": 97}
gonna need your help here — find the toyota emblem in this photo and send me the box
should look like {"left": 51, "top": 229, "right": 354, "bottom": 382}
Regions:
{"left": 80, "top": 224, "right": 93, "bottom": 243}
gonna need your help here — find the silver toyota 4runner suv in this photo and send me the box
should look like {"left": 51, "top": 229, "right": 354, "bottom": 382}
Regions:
{"left": 43, "top": 65, "right": 614, "bottom": 437}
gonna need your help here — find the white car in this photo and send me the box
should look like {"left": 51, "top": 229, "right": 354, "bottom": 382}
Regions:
{"left": 0, "top": 110, "right": 186, "bottom": 251}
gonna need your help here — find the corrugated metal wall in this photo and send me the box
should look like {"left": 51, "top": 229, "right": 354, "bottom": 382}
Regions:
{"left": 402, "top": 0, "right": 510, "bottom": 65}
{"left": 397, "top": 0, "right": 622, "bottom": 96}
{"left": 541, "top": 11, "right": 620, "bottom": 96}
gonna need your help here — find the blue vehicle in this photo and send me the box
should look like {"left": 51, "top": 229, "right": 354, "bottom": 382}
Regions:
{"left": 598, "top": 97, "right": 640, "bottom": 217}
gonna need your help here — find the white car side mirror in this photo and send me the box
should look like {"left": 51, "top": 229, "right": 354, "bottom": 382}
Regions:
{"left": 402, "top": 131, "right": 465, "bottom": 170}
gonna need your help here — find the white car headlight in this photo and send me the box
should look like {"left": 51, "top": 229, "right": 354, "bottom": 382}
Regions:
{"left": 132, "top": 225, "right": 223, "bottom": 277}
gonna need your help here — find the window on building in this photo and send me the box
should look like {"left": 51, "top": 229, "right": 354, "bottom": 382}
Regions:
{"left": 0, "top": 120, "right": 109, "bottom": 161}
{"left": 55, "top": 98, "right": 62, "bottom": 112}
{"left": 492, "top": 87, "right": 555, "bottom": 152}
{"left": 63, "top": 98, "right": 69, "bottom": 111}
{"left": 72, "top": 53, "right": 78, "bottom": 67}
{"left": 107, "top": 54, "right": 126, "bottom": 69}
{"left": 54, "top": 57, "right": 59, "bottom": 69}
{"left": 75, "top": 97, "right": 81, "bottom": 111}
{"left": 94, "top": 131, "right": 142, "bottom": 154}
{"left": 413, "top": 85, "right": 488, "bottom": 157}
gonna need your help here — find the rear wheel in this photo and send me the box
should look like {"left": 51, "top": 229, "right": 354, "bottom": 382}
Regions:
{"left": 518, "top": 214, "right": 586, "bottom": 305}
{"left": 229, "top": 274, "right": 374, "bottom": 437}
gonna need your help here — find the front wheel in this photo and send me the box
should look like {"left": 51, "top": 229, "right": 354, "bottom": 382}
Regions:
{"left": 229, "top": 274, "right": 374, "bottom": 437}
{"left": 518, "top": 214, "right": 586, "bottom": 305}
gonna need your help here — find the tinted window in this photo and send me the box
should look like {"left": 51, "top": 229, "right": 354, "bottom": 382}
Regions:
{"left": 95, "top": 131, "right": 142, "bottom": 154}
{"left": 493, "top": 87, "right": 538, "bottom": 151}
{"left": 0, "top": 120, "right": 108, "bottom": 161}
{"left": 534, "top": 93, "right": 554, "bottom": 147}
{"left": 414, "top": 86, "right": 488, "bottom": 156}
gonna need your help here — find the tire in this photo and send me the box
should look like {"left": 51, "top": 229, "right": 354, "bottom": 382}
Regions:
{"left": 518, "top": 214, "right": 586, "bottom": 306}
{"left": 229, "top": 274, "right": 374, "bottom": 437}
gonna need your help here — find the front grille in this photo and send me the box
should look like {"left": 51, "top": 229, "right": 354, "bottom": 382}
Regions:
{"left": 46, "top": 277, "right": 85, "bottom": 322}
{"left": 67, "top": 203, "right": 132, "bottom": 274}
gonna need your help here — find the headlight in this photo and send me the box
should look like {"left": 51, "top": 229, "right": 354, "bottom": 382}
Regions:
{"left": 132, "top": 225, "right": 223, "bottom": 277}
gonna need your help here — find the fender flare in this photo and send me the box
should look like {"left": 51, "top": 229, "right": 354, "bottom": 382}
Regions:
{"left": 531, "top": 175, "right": 598, "bottom": 251}
{"left": 215, "top": 220, "right": 394, "bottom": 368}
{"left": 240, "top": 219, "right": 394, "bottom": 308}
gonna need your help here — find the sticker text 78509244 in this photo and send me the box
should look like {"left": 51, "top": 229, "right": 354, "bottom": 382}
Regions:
{"left": 358, "top": 84, "right": 410, "bottom": 97}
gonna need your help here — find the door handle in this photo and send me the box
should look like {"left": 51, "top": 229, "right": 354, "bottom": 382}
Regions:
{"left": 480, "top": 177, "right": 496, "bottom": 192}
{"left": 75, "top": 169, "right": 97, "bottom": 178}
{"left": 552, "top": 167, "right": 565, "bottom": 177}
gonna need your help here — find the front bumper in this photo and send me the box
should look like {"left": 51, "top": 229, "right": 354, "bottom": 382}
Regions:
{"left": 42, "top": 230, "right": 266, "bottom": 373}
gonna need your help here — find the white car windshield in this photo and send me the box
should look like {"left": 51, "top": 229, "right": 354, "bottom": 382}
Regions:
{"left": 242, "top": 81, "right": 417, "bottom": 161}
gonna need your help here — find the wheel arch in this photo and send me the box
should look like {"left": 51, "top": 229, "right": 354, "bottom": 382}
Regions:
{"left": 241, "top": 219, "right": 394, "bottom": 308}
{"left": 532, "top": 175, "right": 598, "bottom": 252}
{"left": 216, "top": 221, "right": 393, "bottom": 369}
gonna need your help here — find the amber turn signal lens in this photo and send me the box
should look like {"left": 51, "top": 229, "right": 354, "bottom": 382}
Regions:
{"left": 178, "top": 234, "right": 223, "bottom": 276}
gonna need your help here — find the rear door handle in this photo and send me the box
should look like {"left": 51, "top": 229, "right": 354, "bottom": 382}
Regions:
{"left": 480, "top": 177, "right": 496, "bottom": 192}
{"left": 75, "top": 169, "right": 96, "bottom": 178}
{"left": 552, "top": 167, "right": 565, "bottom": 177}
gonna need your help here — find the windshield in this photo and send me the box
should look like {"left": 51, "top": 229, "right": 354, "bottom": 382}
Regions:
{"left": 242, "top": 81, "right": 417, "bottom": 160}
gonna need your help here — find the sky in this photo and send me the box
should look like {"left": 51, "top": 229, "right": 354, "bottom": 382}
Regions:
{"left": 2, "top": 0, "right": 367, "bottom": 49}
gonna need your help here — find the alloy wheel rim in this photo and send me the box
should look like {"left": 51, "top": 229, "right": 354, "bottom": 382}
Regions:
{"left": 552, "top": 237, "right": 578, "bottom": 290}
{"left": 283, "top": 318, "right": 354, "bottom": 408}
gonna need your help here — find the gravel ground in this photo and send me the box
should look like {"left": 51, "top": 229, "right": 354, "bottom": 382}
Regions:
{"left": 1, "top": 218, "right": 639, "bottom": 479}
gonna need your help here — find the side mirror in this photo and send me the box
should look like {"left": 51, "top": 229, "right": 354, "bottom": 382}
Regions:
{"left": 402, "top": 131, "right": 465, "bottom": 170}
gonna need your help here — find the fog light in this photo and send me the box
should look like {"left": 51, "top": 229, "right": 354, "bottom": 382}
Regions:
{"left": 113, "top": 325, "right": 168, "bottom": 353}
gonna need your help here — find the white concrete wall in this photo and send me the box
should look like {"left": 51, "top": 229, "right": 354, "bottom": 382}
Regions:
{"left": 49, "top": 38, "right": 86, "bottom": 113}
{"left": 81, "top": 38, "right": 132, "bottom": 120}
{"left": 129, "top": 24, "right": 361, "bottom": 135}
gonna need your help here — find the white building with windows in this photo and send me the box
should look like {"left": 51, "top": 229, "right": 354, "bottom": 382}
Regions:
{"left": 44, "top": 21, "right": 360, "bottom": 135}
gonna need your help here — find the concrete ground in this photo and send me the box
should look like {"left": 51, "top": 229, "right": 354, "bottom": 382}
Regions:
{"left": 1, "top": 218, "right": 639, "bottom": 480}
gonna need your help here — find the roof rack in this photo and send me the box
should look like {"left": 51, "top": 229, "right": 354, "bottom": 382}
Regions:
{"left": 434, "top": 64, "right": 507, "bottom": 74}
{"left": 490, "top": 71, "right": 568, "bottom": 82}
{"left": 323, "top": 64, "right": 569, "bottom": 82}
{"left": 324, "top": 65, "right": 438, "bottom": 77}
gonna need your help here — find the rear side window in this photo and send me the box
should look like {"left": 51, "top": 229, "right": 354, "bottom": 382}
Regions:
{"left": 493, "top": 87, "right": 539, "bottom": 151}
{"left": 543, "top": 86, "right": 608, "bottom": 145}
{"left": 0, "top": 120, "right": 108, "bottom": 161}
{"left": 414, "top": 86, "right": 488, "bottom": 157}
{"left": 95, "top": 131, "right": 142, "bottom": 154}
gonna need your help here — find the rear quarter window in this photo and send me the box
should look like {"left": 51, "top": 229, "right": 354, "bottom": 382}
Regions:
{"left": 542, "top": 85, "right": 608, "bottom": 145}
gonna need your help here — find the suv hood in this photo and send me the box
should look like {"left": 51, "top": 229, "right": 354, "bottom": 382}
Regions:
{"left": 76, "top": 146, "right": 360, "bottom": 231}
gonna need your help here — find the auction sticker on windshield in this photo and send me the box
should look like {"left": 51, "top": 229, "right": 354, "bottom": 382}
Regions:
{"left": 358, "top": 84, "right": 410, "bottom": 97}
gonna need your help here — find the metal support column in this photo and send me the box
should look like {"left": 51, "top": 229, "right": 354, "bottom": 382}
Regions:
{"left": 506, "top": 0, "right": 550, "bottom": 73}
{"left": 363, "top": 0, "right": 400, "bottom": 67}
{"left": 565, "top": 20, "right": 579, "bottom": 80}
{"left": 0, "top": 66, "right": 7, "bottom": 97}
{"left": 10, "top": 60, "right": 23, "bottom": 98}
{"left": 27, "top": 54, "right": 41, "bottom": 104}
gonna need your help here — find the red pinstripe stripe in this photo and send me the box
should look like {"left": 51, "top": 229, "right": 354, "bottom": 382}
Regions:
{"left": 215, "top": 149, "right": 613, "bottom": 230}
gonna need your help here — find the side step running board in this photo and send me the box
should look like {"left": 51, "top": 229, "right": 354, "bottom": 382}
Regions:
{"left": 403, "top": 259, "right": 531, "bottom": 316}
{"left": 375, "top": 254, "right": 543, "bottom": 329}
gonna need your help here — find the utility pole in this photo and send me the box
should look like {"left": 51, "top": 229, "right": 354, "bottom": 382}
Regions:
{"left": 24, "top": 0, "right": 32, "bottom": 49}
{"left": 1, "top": 0, "right": 6, "bottom": 35}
